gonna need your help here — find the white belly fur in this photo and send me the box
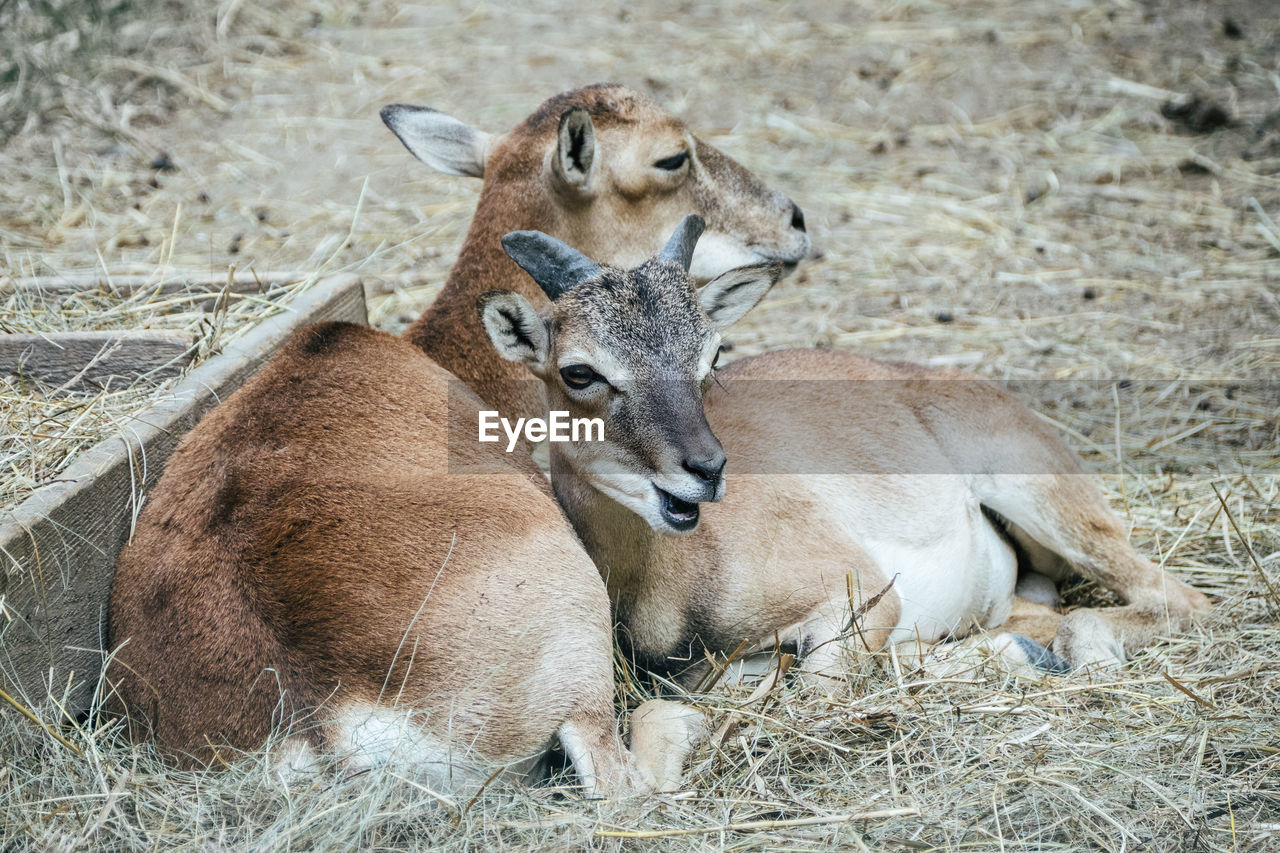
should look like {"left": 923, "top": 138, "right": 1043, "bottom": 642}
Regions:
{"left": 809, "top": 475, "right": 1018, "bottom": 643}
{"left": 327, "top": 702, "right": 544, "bottom": 794}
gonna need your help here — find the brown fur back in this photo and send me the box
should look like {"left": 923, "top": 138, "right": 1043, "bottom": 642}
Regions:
{"left": 108, "top": 322, "right": 609, "bottom": 765}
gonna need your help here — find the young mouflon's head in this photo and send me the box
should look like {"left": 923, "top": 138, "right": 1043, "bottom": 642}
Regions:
{"left": 478, "top": 215, "right": 782, "bottom": 535}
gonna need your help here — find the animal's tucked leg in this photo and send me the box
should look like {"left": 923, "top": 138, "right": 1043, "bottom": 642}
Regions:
{"left": 876, "top": 599, "right": 1068, "bottom": 677}
{"left": 889, "top": 633, "right": 1066, "bottom": 678}
{"left": 627, "top": 699, "right": 707, "bottom": 793}
{"left": 558, "top": 703, "right": 652, "bottom": 797}
{"left": 795, "top": 612, "right": 857, "bottom": 685}
{"left": 978, "top": 474, "right": 1209, "bottom": 666}
{"left": 998, "top": 596, "right": 1063, "bottom": 646}
{"left": 1049, "top": 602, "right": 1208, "bottom": 668}
{"left": 999, "top": 591, "right": 1127, "bottom": 669}
{"left": 791, "top": 587, "right": 900, "bottom": 689}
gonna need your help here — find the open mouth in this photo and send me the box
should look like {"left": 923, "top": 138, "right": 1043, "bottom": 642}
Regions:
{"left": 655, "top": 486, "right": 701, "bottom": 531}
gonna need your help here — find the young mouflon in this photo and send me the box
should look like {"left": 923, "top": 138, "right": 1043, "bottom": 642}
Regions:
{"left": 480, "top": 216, "right": 1211, "bottom": 694}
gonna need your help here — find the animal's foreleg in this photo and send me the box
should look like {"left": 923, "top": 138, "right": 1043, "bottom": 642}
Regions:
{"left": 558, "top": 702, "right": 649, "bottom": 797}
{"left": 627, "top": 699, "right": 707, "bottom": 793}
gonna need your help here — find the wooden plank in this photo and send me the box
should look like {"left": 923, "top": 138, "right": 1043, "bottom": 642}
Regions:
{"left": 0, "top": 330, "right": 197, "bottom": 389}
{"left": 0, "top": 275, "right": 369, "bottom": 713}
{"left": 6, "top": 271, "right": 308, "bottom": 296}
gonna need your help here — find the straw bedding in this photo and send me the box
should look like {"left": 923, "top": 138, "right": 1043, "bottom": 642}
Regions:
{"left": 1, "top": 0, "right": 1276, "bottom": 849}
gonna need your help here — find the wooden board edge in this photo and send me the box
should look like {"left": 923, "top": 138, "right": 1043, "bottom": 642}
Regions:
{"left": 3, "top": 271, "right": 311, "bottom": 295}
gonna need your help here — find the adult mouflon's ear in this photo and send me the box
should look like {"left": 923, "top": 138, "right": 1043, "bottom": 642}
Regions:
{"left": 698, "top": 261, "right": 783, "bottom": 329}
{"left": 380, "top": 104, "right": 491, "bottom": 178}
{"left": 478, "top": 291, "right": 549, "bottom": 372}
{"left": 552, "top": 107, "right": 596, "bottom": 195}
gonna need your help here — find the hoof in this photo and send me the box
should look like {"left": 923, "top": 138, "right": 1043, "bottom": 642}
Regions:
{"left": 990, "top": 633, "right": 1070, "bottom": 674}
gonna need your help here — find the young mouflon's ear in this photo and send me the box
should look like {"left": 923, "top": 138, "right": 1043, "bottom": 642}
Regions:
{"left": 380, "top": 104, "right": 491, "bottom": 178}
{"left": 501, "top": 230, "right": 602, "bottom": 300}
{"left": 698, "top": 261, "right": 783, "bottom": 329}
{"left": 478, "top": 291, "right": 549, "bottom": 370}
{"left": 552, "top": 107, "right": 596, "bottom": 194}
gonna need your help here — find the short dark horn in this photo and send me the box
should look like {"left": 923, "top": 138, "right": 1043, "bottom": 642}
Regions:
{"left": 501, "top": 230, "right": 603, "bottom": 300}
{"left": 658, "top": 214, "right": 706, "bottom": 271}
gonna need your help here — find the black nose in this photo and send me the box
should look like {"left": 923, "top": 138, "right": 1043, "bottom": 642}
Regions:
{"left": 683, "top": 452, "right": 726, "bottom": 486}
{"left": 789, "top": 203, "right": 806, "bottom": 233}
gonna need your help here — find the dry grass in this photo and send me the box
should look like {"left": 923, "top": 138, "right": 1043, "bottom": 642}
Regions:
{"left": 0, "top": 271, "right": 342, "bottom": 507}
{"left": 2, "top": 0, "right": 1278, "bottom": 850}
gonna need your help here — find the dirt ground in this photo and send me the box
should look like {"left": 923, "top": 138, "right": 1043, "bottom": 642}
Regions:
{"left": 2, "top": 0, "right": 1278, "bottom": 850}
{"left": 5, "top": 0, "right": 1277, "bottom": 371}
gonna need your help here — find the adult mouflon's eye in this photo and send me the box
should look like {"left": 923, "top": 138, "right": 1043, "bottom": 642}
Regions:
{"left": 653, "top": 151, "right": 689, "bottom": 171}
{"left": 560, "top": 364, "right": 602, "bottom": 389}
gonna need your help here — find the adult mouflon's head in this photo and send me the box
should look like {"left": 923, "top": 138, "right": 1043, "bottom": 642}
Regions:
{"left": 381, "top": 84, "right": 809, "bottom": 280}
{"left": 479, "top": 215, "right": 781, "bottom": 535}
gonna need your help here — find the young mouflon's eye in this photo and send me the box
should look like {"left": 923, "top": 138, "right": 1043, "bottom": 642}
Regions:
{"left": 653, "top": 151, "right": 689, "bottom": 171}
{"left": 560, "top": 364, "right": 601, "bottom": 389}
